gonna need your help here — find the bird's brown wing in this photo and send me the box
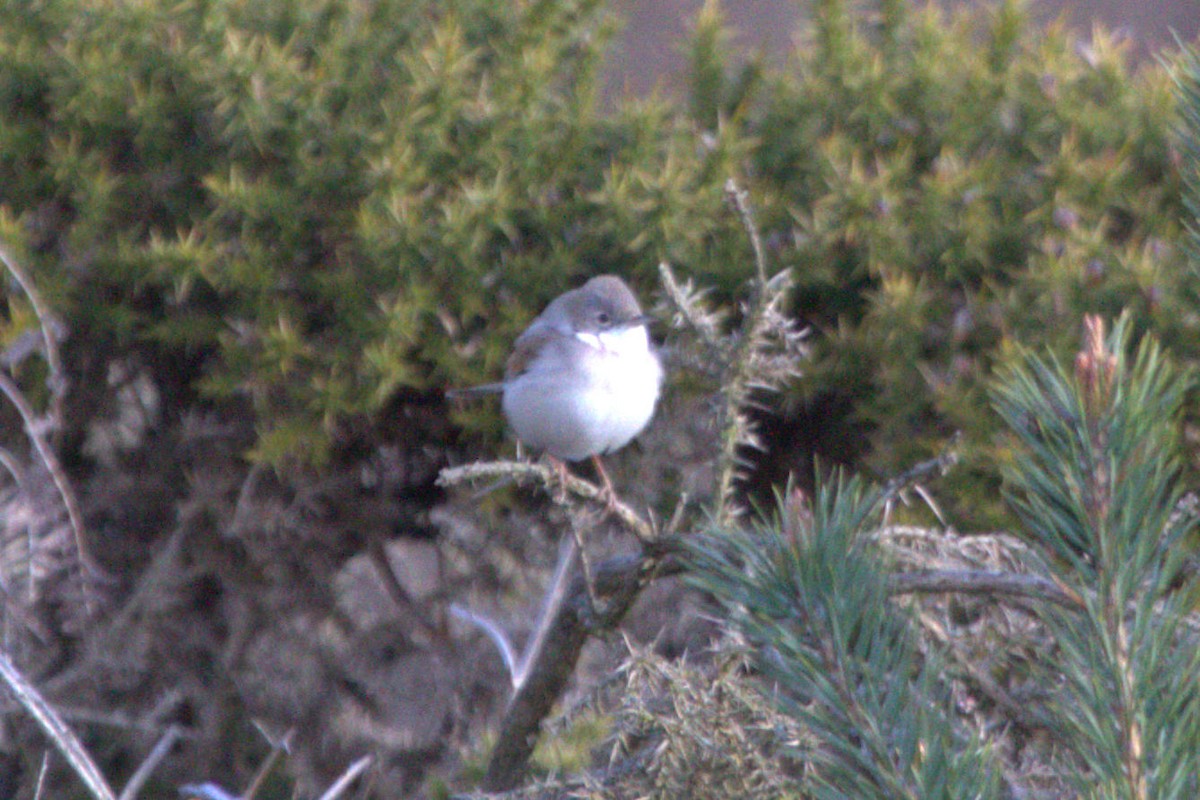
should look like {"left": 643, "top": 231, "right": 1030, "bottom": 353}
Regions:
{"left": 505, "top": 325, "right": 564, "bottom": 380}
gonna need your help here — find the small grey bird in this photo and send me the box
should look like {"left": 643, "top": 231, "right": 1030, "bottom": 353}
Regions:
{"left": 453, "top": 275, "right": 662, "bottom": 493}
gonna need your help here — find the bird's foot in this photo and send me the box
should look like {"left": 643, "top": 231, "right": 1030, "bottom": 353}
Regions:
{"left": 546, "top": 455, "right": 572, "bottom": 504}
{"left": 591, "top": 455, "right": 621, "bottom": 515}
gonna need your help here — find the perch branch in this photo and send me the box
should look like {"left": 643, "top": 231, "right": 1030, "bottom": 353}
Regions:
{"left": 437, "top": 459, "right": 654, "bottom": 543}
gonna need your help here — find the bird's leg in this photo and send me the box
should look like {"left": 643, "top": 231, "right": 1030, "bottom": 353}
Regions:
{"left": 591, "top": 455, "right": 620, "bottom": 513}
{"left": 546, "top": 454, "right": 571, "bottom": 504}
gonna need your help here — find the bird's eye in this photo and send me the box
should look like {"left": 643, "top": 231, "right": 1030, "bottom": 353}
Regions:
{"left": 597, "top": 311, "right": 611, "bottom": 326}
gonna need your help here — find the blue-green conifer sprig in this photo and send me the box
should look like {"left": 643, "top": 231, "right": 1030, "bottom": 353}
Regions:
{"left": 685, "top": 476, "right": 1000, "bottom": 799}
{"left": 992, "top": 315, "right": 1189, "bottom": 588}
{"left": 992, "top": 315, "right": 1200, "bottom": 798}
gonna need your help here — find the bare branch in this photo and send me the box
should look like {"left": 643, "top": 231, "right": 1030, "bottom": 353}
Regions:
{"left": 511, "top": 533, "right": 580, "bottom": 691}
{"left": 241, "top": 726, "right": 294, "bottom": 800}
{"left": 437, "top": 459, "right": 654, "bottom": 543}
{"left": 33, "top": 751, "right": 49, "bottom": 800}
{"left": 0, "top": 370, "right": 97, "bottom": 583}
{"left": 0, "top": 243, "right": 67, "bottom": 420}
{"left": 480, "top": 545, "right": 683, "bottom": 792}
{"left": 450, "top": 604, "right": 519, "bottom": 685}
{"left": 880, "top": 434, "right": 960, "bottom": 504}
{"left": 367, "top": 541, "right": 445, "bottom": 644}
{"left": 888, "top": 569, "right": 1080, "bottom": 609}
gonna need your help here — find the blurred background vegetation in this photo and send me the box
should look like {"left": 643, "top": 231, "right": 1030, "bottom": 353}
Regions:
{"left": 1, "top": 0, "right": 1190, "bottom": 519}
{"left": 0, "top": 0, "right": 1197, "bottom": 796}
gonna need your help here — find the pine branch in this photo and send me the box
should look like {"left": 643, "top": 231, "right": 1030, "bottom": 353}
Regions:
{"left": 993, "top": 314, "right": 1200, "bottom": 797}
{"left": 685, "top": 476, "right": 1002, "bottom": 797}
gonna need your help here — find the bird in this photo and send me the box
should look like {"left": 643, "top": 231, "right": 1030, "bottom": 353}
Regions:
{"left": 452, "top": 274, "right": 662, "bottom": 499}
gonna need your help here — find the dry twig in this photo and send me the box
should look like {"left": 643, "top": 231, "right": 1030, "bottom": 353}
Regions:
{"left": 0, "top": 652, "right": 117, "bottom": 800}
{"left": 316, "top": 755, "right": 374, "bottom": 800}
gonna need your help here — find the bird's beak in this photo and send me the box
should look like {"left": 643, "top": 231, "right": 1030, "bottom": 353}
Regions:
{"left": 622, "top": 313, "right": 654, "bottom": 329}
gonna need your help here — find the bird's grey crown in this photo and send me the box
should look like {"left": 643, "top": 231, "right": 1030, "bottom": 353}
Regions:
{"left": 541, "top": 274, "right": 644, "bottom": 335}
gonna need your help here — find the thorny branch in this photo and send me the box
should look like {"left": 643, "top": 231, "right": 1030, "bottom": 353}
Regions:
{"left": 437, "top": 459, "right": 654, "bottom": 543}
{"left": 442, "top": 182, "right": 801, "bottom": 792}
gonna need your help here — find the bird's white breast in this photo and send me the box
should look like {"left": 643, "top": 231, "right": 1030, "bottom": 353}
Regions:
{"left": 502, "top": 326, "right": 662, "bottom": 461}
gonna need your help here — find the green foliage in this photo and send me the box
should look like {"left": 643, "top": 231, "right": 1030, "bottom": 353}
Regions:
{"left": 734, "top": 0, "right": 1189, "bottom": 523}
{"left": 686, "top": 476, "right": 1001, "bottom": 799}
{"left": 1177, "top": 43, "right": 1200, "bottom": 269}
{"left": 0, "top": 0, "right": 746, "bottom": 462}
{"left": 993, "top": 316, "right": 1200, "bottom": 798}
{"left": 688, "top": 318, "right": 1200, "bottom": 798}
{"left": 1, "top": 0, "right": 1191, "bottom": 483}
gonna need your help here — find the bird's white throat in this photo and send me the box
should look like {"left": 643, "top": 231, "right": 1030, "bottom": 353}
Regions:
{"left": 574, "top": 325, "right": 651, "bottom": 357}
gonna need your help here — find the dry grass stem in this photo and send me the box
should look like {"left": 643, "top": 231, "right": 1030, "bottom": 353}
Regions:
{"left": 116, "top": 725, "right": 183, "bottom": 800}
{"left": 316, "top": 755, "right": 374, "bottom": 800}
{"left": 0, "top": 652, "right": 117, "bottom": 800}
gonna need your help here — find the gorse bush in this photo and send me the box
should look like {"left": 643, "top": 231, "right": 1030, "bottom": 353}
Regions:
{"left": 0, "top": 0, "right": 745, "bottom": 462}
{"left": 726, "top": 0, "right": 1189, "bottom": 522}
{"left": 0, "top": 0, "right": 1193, "bottom": 503}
